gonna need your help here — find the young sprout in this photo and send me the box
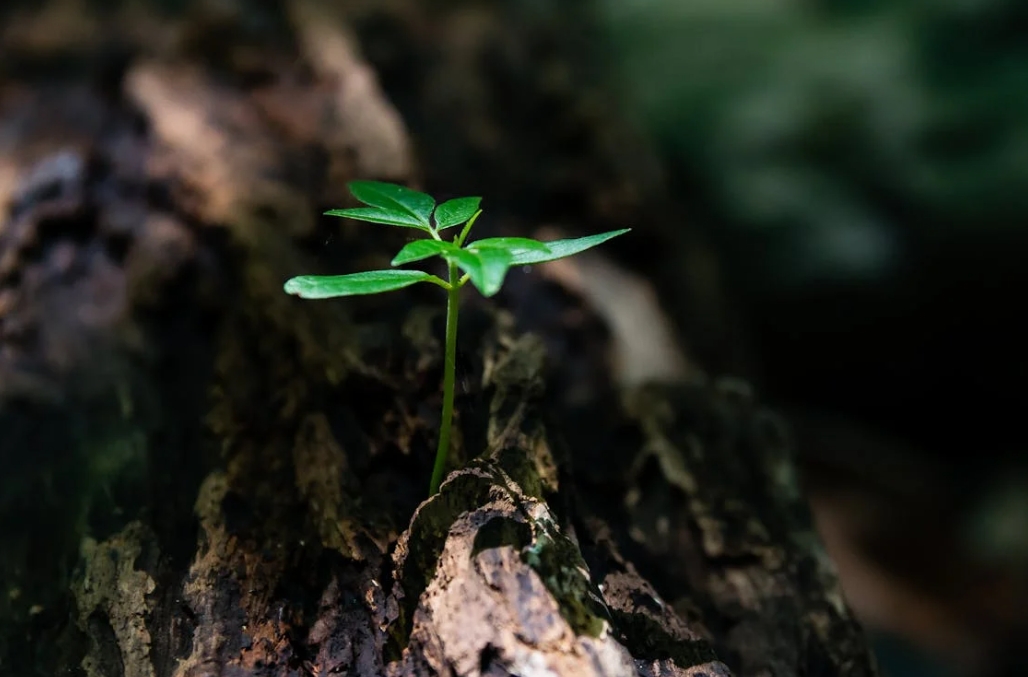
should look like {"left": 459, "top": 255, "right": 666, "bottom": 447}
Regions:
{"left": 285, "top": 181, "right": 629, "bottom": 495}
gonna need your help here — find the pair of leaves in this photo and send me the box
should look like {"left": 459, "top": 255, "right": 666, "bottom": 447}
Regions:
{"left": 326, "top": 181, "right": 481, "bottom": 232}
{"left": 284, "top": 228, "right": 629, "bottom": 299}
{"left": 390, "top": 236, "right": 552, "bottom": 297}
{"left": 388, "top": 230, "right": 631, "bottom": 295}
{"left": 283, "top": 180, "right": 630, "bottom": 300}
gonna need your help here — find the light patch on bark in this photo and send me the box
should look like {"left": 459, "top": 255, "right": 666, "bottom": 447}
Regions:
{"left": 74, "top": 522, "right": 157, "bottom": 677}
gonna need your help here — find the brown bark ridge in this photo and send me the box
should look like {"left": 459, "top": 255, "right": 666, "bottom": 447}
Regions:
{"left": 0, "top": 1, "right": 876, "bottom": 676}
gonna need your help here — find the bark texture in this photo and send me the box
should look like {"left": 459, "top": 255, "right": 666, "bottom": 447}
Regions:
{"left": 0, "top": 2, "right": 876, "bottom": 676}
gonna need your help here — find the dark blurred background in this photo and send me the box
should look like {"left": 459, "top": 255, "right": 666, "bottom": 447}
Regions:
{"left": 595, "top": 1, "right": 1028, "bottom": 676}
{"left": 2, "top": 1, "right": 1026, "bottom": 676}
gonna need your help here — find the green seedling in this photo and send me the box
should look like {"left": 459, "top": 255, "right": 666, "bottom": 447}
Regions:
{"left": 284, "top": 181, "right": 629, "bottom": 495}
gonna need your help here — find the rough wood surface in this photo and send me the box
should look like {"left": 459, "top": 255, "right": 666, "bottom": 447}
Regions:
{"left": 1, "top": 2, "right": 876, "bottom": 676}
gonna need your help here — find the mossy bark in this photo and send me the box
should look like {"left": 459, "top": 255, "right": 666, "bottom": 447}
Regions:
{"left": 1, "top": 1, "right": 875, "bottom": 676}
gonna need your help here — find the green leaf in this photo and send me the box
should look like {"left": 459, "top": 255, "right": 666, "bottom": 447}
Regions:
{"left": 391, "top": 239, "right": 459, "bottom": 266}
{"left": 434, "top": 197, "right": 482, "bottom": 230}
{"left": 284, "top": 270, "right": 433, "bottom": 298}
{"left": 509, "top": 229, "right": 631, "bottom": 265}
{"left": 446, "top": 248, "right": 512, "bottom": 298}
{"left": 348, "top": 181, "right": 435, "bottom": 226}
{"left": 467, "top": 237, "right": 552, "bottom": 254}
{"left": 325, "top": 207, "right": 430, "bottom": 231}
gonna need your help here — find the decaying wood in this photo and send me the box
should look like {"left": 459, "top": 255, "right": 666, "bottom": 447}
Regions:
{"left": 1, "top": 1, "right": 875, "bottom": 676}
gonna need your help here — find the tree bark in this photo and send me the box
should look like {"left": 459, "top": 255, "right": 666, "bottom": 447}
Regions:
{"left": 0, "top": 2, "right": 876, "bottom": 676}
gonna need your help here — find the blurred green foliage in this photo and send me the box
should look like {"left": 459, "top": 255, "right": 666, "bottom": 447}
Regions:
{"left": 597, "top": 0, "right": 1028, "bottom": 286}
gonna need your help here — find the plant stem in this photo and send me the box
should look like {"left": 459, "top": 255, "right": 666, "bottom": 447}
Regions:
{"left": 429, "top": 261, "right": 460, "bottom": 495}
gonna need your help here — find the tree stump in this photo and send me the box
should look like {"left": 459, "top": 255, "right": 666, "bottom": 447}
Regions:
{"left": 0, "top": 1, "right": 876, "bottom": 676}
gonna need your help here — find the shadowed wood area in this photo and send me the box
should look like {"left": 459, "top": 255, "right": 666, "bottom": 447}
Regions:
{"left": 0, "top": 1, "right": 876, "bottom": 676}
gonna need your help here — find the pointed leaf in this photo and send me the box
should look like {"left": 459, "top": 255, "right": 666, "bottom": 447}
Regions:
{"left": 446, "top": 248, "right": 512, "bottom": 298}
{"left": 325, "top": 207, "right": 430, "bottom": 231}
{"left": 284, "top": 270, "right": 433, "bottom": 299}
{"left": 348, "top": 181, "right": 434, "bottom": 226}
{"left": 467, "top": 237, "right": 552, "bottom": 254}
{"left": 434, "top": 197, "right": 482, "bottom": 230}
{"left": 509, "top": 229, "right": 631, "bottom": 265}
{"left": 391, "top": 239, "right": 459, "bottom": 266}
